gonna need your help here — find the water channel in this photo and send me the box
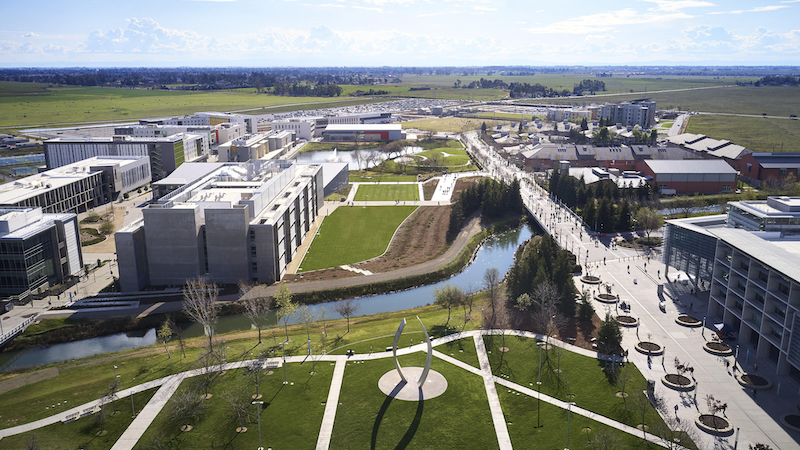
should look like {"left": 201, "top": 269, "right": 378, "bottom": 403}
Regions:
{"left": 295, "top": 146, "right": 423, "bottom": 170}
{"left": 0, "top": 218, "right": 537, "bottom": 374}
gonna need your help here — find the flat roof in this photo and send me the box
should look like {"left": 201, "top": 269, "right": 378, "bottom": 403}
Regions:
{"left": 324, "top": 124, "right": 401, "bottom": 132}
{"left": 644, "top": 159, "right": 738, "bottom": 174}
{"left": 153, "top": 163, "right": 225, "bottom": 187}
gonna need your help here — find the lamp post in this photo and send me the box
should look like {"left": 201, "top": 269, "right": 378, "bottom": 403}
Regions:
{"left": 252, "top": 400, "right": 265, "bottom": 450}
{"left": 282, "top": 341, "right": 287, "bottom": 384}
{"left": 113, "top": 365, "right": 120, "bottom": 412}
{"left": 537, "top": 342, "right": 544, "bottom": 428}
{"left": 565, "top": 402, "right": 576, "bottom": 450}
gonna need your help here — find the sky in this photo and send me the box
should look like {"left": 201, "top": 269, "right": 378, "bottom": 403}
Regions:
{"left": 1, "top": 0, "right": 799, "bottom": 66}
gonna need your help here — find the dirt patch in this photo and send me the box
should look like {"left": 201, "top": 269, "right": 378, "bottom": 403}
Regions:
{"left": 514, "top": 311, "right": 602, "bottom": 352}
{"left": 422, "top": 179, "right": 439, "bottom": 200}
{"left": 452, "top": 177, "right": 489, "bottom": 198}
{"left": 741, "top": 374, "right": 769, "bottom": 386}
{"left": 699, "top": 414, "right": 729, "bottom": 430}
{"left": 0, "top": 368, "right": 59, "bottom": 395}
{"left": 665, "top": 373, "right": 691, "bottom": 386}
{"left": 283, "top": 206, "right": 452, "bottom": 283}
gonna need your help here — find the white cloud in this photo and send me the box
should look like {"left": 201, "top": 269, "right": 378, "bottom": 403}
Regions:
{"left": 643, "top": 0, "right": 715, "bottom": 12}
{"left": 524, "top": 9, "right": 693, "bottom": 34}
{"left": 182, "top": 0, "right": 235, "bottom": 2}
{"left": 22, "top": 32, "right": 39, "bottom": 38}
{"left": 710, "top": 4, "right": 788, "bottom": 14}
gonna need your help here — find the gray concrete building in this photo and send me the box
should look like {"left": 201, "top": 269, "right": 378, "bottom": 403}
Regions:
{"left": 116, "top": 159, "right": 324, "bottom": 291}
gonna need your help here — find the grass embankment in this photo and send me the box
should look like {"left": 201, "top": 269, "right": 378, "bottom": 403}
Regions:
{"left": 403, "top": 118, "right": 503, "bottom": 133}
{"left": 298, "top": 206, "right": 417, "bottom": 271}
{"left": 353, "top": 184, "right": 419, "bottom": 202}
{"left": 325, "top": 184, "right": 352, "bottom": 202}
{"left": 686, "top": 114, "right": 800, "bottom": 153}
{"left": 349, "top": 172, "right": 418, "bottom": 182}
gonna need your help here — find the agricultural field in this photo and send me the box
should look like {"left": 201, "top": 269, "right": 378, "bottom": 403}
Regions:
{"left": 298, "top": 206, "right": 417, "bottom": 271}
{"left": 0, "top": 81, "right": 380, "bottom": 129}
{"left": 353, "top": 184, "right": 419, "bottom": 202}
{"left": 685, "top": 115, "right": 800, "bottom": 153}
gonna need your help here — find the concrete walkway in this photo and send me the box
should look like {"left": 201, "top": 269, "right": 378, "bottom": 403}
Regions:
{"left": 110, "top": 373, "right": 186, "bottom": 450}
{"left": 473, "top": 334, "right": 513, "bottom": 450}
{"left": 315, "top": 359, "right": 346, "bottom": 450}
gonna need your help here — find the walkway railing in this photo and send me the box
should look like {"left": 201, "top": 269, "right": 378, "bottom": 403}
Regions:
{"left": 0, "top": 315, "right": 36, "bottom": 348}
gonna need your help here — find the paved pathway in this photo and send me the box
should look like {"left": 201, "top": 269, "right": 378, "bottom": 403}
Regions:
{"left": 315, "top": 359, "right": 346, "bottom": 450}
{"left": 110, "top": 373, "right": 186, "bottom": 450}
{"left": 473, "top": 334, "right": 513, "bottom": 450}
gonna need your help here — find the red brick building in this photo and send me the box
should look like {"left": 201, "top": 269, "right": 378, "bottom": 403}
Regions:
{"left": 737, "top": 153, "right": 800, "bottom": 186}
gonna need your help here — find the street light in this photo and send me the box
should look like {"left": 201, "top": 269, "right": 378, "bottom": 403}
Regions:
{"left": 565, "top": 401, "right": 576, "bottom": 450}
{"left": 537, "top": 342, "right": 544, "bottom": 428}
{"left": 252, "top": 400, "right": 265, "bottom": 450}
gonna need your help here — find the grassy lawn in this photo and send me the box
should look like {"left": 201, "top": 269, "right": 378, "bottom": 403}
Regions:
{"left": 302, "top": 142, "right": 388, "bottom": 153}
{"left": 353, "top": 184, "right": 419, "bottom": 202}
{"left": 482, "top": 335, "right": 666, "bottom": 430}
{"left": 349, "top": 172, "right": 418, "bottom": 183}
{"left": 499, "top": 389, "right": 657, "bottom": 449}
{"left": 403, "top": 118, "right": 503, "bottom": 133}
{"left": 132, "top": 363, "right": 333, "bottom": 450}
{"left": 469, "top": 112, "right": 545, "bottom": 121}
{"left": 0, "top": 81, "right": 358, "bottom": 128}
{"left": 325, "top": 184, "right": 352, "bottom": 202}
{"left": 0, "top": 388, "right": 157, "bottom": 450}
{"left": 329, "top": 352, "right": 497, "bottom": 449}
{"left": 686, "top": 114, "right": 800, "bottom": 152}
{"left": 299, "top": 206, "right": 417, "bottom": 271}
{"left": 415, "top": 147, "right": 472, "bottom": 167}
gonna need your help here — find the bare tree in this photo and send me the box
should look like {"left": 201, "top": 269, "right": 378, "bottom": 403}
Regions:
{"left": 334, "top": 299, "right": 359, "bottom": 333}
{"left": 239, "top": 280, "right": 271, "bottom": 345}
{"left": 25, "top": 434, "right": 41, "bottom": 450}
{"left": 247, "top": 361, "right": 264, "bottom": 399}
{"left": 297, "top": 305, "right": 316, "bottom": 341}
{"left": 586, "top": 429, "right": 622, "bottom": 450}
{"left": 653, "top": 413, "right": 703, "bottom": 450}
{"left": 197, "top": 349, "right": 225, "bottom": 399}
{"left": 171, "top": 319, "right": 187, "bottom": 359}
{"left": 275, "top": 283, "right": 297, "bottom": 342}
{"left": 617, "top": 365, "right": 634, "bottom": 404}
{"left": 462, "top": 289, "right": 476, "bottom": 328}
{"left": 183, "top": 278, "right": 219, "bottom": 351}
{"left": 223, "top": 386, "right": 253, "bottom": 432}
{"left": 483, "top": 268, "right": 501, "bottom": 319}
{"left": 170, "top": 389, "right": 207, "bottom": 432}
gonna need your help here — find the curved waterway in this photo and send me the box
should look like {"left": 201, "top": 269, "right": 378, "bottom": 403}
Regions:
{"left": 0, "top": 223, "right": 536, "bottom": 373}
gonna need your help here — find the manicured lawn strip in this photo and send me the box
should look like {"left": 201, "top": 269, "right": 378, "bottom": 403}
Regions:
{"left": 403, "top": 118, "right": 504, "bottom": 133}
{"left": 299, "top": 206, "right": 417, "bottom": 271}
{"left": 436, "top": 337, "right": 480, "bottom": 368}
{"left": 329, "top": 352, "right": 496, "bottom": 449}
{"left": 415, "top": 147, "right": 471, "bottom": 166}
{"left": 353, "top": 184, "right": 419, "bottom": 201}
{"left": 686, "top": 114, "right": 800, "bottom": 153}
{"left": 498, "top": 389, "right": 652, "bottom": 450}
{"left": 349, "top": 172, "right": 418, "bottom": 183}
{"left": 132, "top": 363, "right": 333, "bottom": 450}
{"left": 0, "top": 388, "right": 157, "bottom": 450}
{"left": 482, "top": 335, "right": 666, "bottom": 430}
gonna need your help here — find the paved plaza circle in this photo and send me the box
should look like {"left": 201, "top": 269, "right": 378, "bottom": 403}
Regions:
{"left": 378, "top": 367, "right": 448, "bottom": 401}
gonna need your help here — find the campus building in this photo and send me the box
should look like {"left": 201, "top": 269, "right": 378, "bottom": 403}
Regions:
{"left": 599, "top": 100, "right": 656, "bottom": 128}
{"left": 114, "top": 124, "right": 215, "bottom": 150}
{"left": 217, "top": 131, "right": 296, "bottom": 163}
{"left": 115, "top": 159, "right": 325, "bottom": 291}
{"left": 0, "top": 207, "right": 83, "bottom": 302}
{"left": 512, "top": 143, "right": 699, "bottom": 172}
{"left": 0, "top": 156, "right": 150, "bottom": 214}
{"left": 271, "top": 119, "right": 315, "bottom": 141}
{"left": 641, "top": 160, "right": 737, "bottom": 194}
{"left": 322, "top": 124, "right": 405, "bottom": 142}
{"left": 44, "top": 133, "right": 206, "bottom": 182}
{"left": 663, "top": 198, "right": 800, "bottom": 381}
{"left": 144, "top": 111, "right": 257, "bottom": 134}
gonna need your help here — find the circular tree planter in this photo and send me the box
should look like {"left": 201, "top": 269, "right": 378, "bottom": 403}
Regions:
{"left": 661, "top": 373, "right": 696, "bottom": 391}
{"left": 703, "top": 341, "right": 733, "bottom": 356}
{"left": 780, "top": 414, "right": 800, "bottom": 432}
{"left": 617, "top": 315, "right": 639, "bottom": 327}
{"left": 675, "top": 315, "right": 702, "bottom": 327}
{"left": 695, "top": 414, "right": 733, "bottom": 436}
{"left": 635, "top": 341, "right": 663, "bottom": 355}
{"left": 595, "top": 294, "right": 618, "bottom": 303}
{"left": 737, "top": 373, "right": 773, "bottom": 390}
{"left": 582, "top": 275, "right": 601, "bottom": 284}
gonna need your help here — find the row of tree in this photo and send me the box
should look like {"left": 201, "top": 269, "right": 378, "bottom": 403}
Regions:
{"left": 549, "top": 169, "right": 656, "bottom": 209}
{"left": 447, "top": 178, "right": 523, "bottom": 239}
{"left": 572, "top": 79, "right": 606, "bottom": 95}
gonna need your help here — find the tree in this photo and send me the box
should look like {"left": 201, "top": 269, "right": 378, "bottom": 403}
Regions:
{"left": 223, "top": 385, "right": 253, "bottom": 431}
{"left": 481, "top": 122, "right": 487, "bottom": 133}
{"left": 158, "top": 318, "right": 173, "bottom": 359}
{"left": 275, "top": 283, "right": 297, "bottom": 342}
{"left": 171, "top": 319, "right": 187, "bottom": 359}
{"left": 580, "top": 117, "right": 589, "bottom": 131}
{"left": 247, "top": 361, "right": 265, "bottom": 399}
{"left": 586, "top": 429, "right": 621, "bottom": 450}
{"left": 617, "top": 365, "right": 634, "bottom": 404}
{"left": 24, "top": 434, "right": 41, "bottom": 450}
{"left": 596, "top": 312, "right": 622, "bottom": 355}
{"left": 577, "top": 292, "right": 595, "bottom": 322}
{"left": 334, "top": 299, "right": 360, "bottom": 333}
{"left": 182, "top": 279, "right": 219, "bottom": 351}
{"left": 650, "top": 129, "right": 659, "bottom": 143}
{"left": 634, "top": 207, "right": 663, "bottom": 238}
{"left": 483, "top": 268, "right": 501, "bottom": 319}
{"left": 239, "top": 281, "right": 271, "bottom": 345}
{"left": 297, "top": 305, "right": 316, "bottom": 341}
{"left": 99, "top": 219, "right": 115, "bottom": 235}
{"left": 433, "top": 283, "right": 464, "bottom": 326}
{"left": 170, "top": 389, "right": 207, "bottom": 432}
{"left": 672, "top": 197, "right": 700, "bottom": 218}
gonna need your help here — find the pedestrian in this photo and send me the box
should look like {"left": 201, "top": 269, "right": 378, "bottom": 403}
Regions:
{"left": 627, "top": 265, "right": 630, "bottom": 273}
{"left": 753, "top": 363, "right": 758, "bottom": 373}
{"left": 753, "top": 388, "right": 757, "bottom": 399}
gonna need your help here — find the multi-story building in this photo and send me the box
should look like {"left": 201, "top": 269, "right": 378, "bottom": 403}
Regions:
{"left": 600, "top": 100, "right": 656, "bottom": 128}
{"left": 664, "top": 196, "right": 800, "bottom": 381}
{"left": 641, "top": 160, "right": 737, "bottom": 194}
{"left": 323, "top": 124, "right": 405, "bottom": 142}
{"left": 270, "top": 119, "right": 315, "bottom": 141}
{"left": 0, "top": 207, "right": 83, "bottom": 302}
{"left": 217, "top": 131, "right": 296, "bottom": 163}
{"left": 44, "top": 133, "right": 206, "bottom": 182}
{"left": 114, "top": 124, "right": 213, "bottom": 150}
{"left": 0, "top": 156, "right": 150, "bottom": 213}
{"left": 545, "top": 108, "right": 592, "bottom": 122}
{"left": 115, "top": 159, "right": 324, "bottom": 290}
{"left": 145, "top": 111, "right": 257, "bottom": 134}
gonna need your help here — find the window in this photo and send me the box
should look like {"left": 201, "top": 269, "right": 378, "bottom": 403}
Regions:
{"left": 251, "top": 262, "right": 258, "bottom": 271}
{"left": 781, "top": 168, "right": 788, "bottom": 177}
{"left": 746, "top": 163, "right": 752, "bottom": 173}
{"left": 722, "top": 185, "right": 732, "bottom": 193}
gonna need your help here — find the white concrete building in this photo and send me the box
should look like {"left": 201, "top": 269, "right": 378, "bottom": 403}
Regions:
{"left": 271, "top": 119, "right": 315, "bottom": 140}
{"left": 0, "top": 156, "right": 150, "bottom": 213}
{"left": 323, "top": 124, "right": 405, "bottom": 142}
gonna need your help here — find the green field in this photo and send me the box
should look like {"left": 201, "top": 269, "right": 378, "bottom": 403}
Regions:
{"left": 0, "top": 81, "right": 382, "bottom": 129}
{"left": 686, "top": 115, "right": 800, "bottom": 153}
{"left": 299, "top": 206, "right": 417, "bottom": 271}
{"left": 532, "top": 86, "right": 800, "bottom": 117}
{"left": 349, "top": 172, "right": 418, "bottom": 183}
{"left": 414, "top": 147, "right": 472, "bottom": 167}
{"left": 353, "top": 184, "right": 419, "bottom": 201}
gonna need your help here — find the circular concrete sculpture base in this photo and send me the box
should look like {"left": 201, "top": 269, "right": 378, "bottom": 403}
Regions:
{"left": 378, "top": 367, "right": 448, "bottom": 401}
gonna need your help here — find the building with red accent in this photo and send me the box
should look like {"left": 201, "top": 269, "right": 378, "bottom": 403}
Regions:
{"left": 737, "top": 153, "right": 800, "bottom": 187}
{"left": 641, "top": 160, "right": 738, "bottom": 194}
{"left": 322, "top": 124, "right": 405, "bottom": 142}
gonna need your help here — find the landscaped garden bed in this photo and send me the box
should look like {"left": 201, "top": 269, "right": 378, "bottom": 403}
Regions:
{"left": 675, "top": 315, "right": 702, "bottom": 327}
{"left": 581, "top": 275, "right": 601, "bottom": 284}
{"left": 780, "top": 414, "right": 800, "bottom": 432}
{"left": 616, "top": 315, "right": 638, "bottom": 327}
{"left": 662, "top": 373, "right": 695, "bottom": 391}
{"left": 595, "top": 293, "right": 617, "bottom": 303}
{"left": 695, "top": 414, "right": 733, "bottom": 435}
{"left": 736, "top": 373, "right": 772, "bottom": 390}
{"left": 635, "top": 341, "right": 663, "bottom": 355}
{"left": 703, "top": 341, "right": 733, "bottom": 356}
